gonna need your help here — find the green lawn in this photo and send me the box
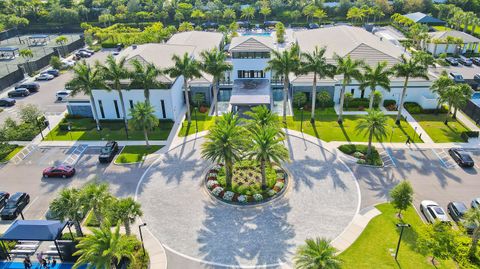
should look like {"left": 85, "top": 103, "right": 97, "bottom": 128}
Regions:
{"left": 0, "top": 146, "right": 23, "bottom": 163}
{"left": 432, "top": 26, "right": 452, "bottom": 32}
{"left": 115, "top": 145, "right": 163, "bottom": 164}
{"left": 45, "top": 118, "right": 174, "bottom": 141}
{"left": 178, "top": 109, "right": 216, "bottom": 137}
{"left": 412, "top": 114, "right": 471, "bottom": 143}
{"left": 339, "top": 203, "right": 457, "bottom": 269}
{"left": 285, "top": 108, "right": 422, "bottom": 143}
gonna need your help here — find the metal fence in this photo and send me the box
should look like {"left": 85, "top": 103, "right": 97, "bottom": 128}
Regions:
{"left": 462, "top": 100, "right": 480, "bottom": 124}
{"left": 0, "top": 68, "right": 24, "bottom": 90}
{"left": 0, "top": 28, "right": 18, "bottom": 42}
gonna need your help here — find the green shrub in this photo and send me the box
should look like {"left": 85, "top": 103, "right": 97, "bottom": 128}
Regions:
{"left": 50, "top": 56, "right": 62, "bottom": 70}
{"left": 101, "top": 41, "right": 117, "bottom": 48}
{"left": 0, "top": 143, "right": 18, "bottom": 160}
{"left": 404, "top": 102, "right": 423, "bottom": 114}
{"left": 383, "top": 99, "right": 396, "bottom": 107}
{"left": 345, "top": 98, "right": 370, "bottom": 109}
{"left": 59, "top": 123, "right": 70, "bottom": 131}
{"left": 338, "top": 144, "right": 382, "bottom": 166}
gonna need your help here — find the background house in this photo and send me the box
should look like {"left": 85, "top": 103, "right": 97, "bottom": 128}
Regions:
{"left": 427, "top": 30, "right": 480, "bottom": 56}
{"left": 403, "top": 12, "right": 446, "bottom": 26}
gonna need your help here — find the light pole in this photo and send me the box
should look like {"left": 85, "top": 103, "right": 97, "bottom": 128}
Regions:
{"left": 300, "top": 107, "right": 304, "bottom": 132}
{"left": 194, "top": 107, "right": 198, "bottom": 132}
{"left": 36, "top": 116, "right": 44, "bottom": 140}
{"left": 395, "top": 223, "right": 411, "bottom": 260}
{"left": 138, "top": 223, "right": 147, "bottom": 257}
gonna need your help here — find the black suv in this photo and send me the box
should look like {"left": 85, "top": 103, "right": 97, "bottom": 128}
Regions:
{"left": 449, "top": 148, "right": 474, "bottom": 167}
{"left": 0, "top": 192, "right": 30, "bottom": 220}
{"left": 15, "top": 82, "right": 40, "bottom": 93}
{"left": 8, "top": 88, "right": 30, "bottom": 97}
{"left": 99, "top": 141, "right": 119, "bottom": 163}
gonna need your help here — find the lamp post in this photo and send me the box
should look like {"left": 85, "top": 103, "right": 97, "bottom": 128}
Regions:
{"left": 138, "top": 223, "right": 147, "bottom": 257}
{"left": 194, "top": 107, "right": 198, "bottom": 132}
{"left": 300, "top": 107, "right": 304, "bottom": 132}
{"left": 395, "top": 223, "right": 411, "bottom": 260}
{"left": 36, "top": 116, "right": 44, "bottom": 140}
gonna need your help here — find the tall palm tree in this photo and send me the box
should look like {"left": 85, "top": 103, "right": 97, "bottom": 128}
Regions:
{"left": 96, "top": 55, "right": 130, "bottom": 136}
{"left": 451, "top": 83, "right": 473, "bottom": 119}
{"left": 67, "top": 61, "right": 106, "bottom": 130}
{"left": 360, "top": 62, "right": 391, "bottom": 110}
{"left": 355, "top": 110, "right": 388, "bottom": 158}
{"left": 200, "top": 48, "right": 233, "bottom": 116}
{"left": 464, "top": 208, "right": 480, "bottom": 258}
{"left": 201, "top": 112, "right": 246, "bottom": 189}
{"left": 165, "top": 53, "right": 201, "bottom": 123}
{"left": 50, "top": 188, "right": 86, "bottom": 236}
{"left": 248, "top": 126, "right": 289, "bottom": 190}
{"left": 73, "top": 220, "right": 137, "bottom": 269}
{"left": 294, "top": 237, "right": 342, "bottom": 269}
{"left": 129, "top": 59, "right": 162, "bottom": 105}
{"left": 430, "top": 74, "right": 454, "bottom": 112}
{"left": 129, "top": 102, "right": 158, "bottom": 146}
{"left": 266, "top": 44, "right": 300, "bottom": 122}
{"left": 391, "top": 54, "right": 428, "bottom": 124}
{"left": 244, "top": 105, "right": 282, "bottom": 132}
{"left": 300, "top": 46, "right": 336, "bottom": 122}
{"left": 334, "top": 55, "right": 363, "bottom": 123}
{"left": 81, "top": 182, "right": 112, "bottom": 225}
{"left": 110, "top": 197, "right": 143, "bottom": 236}
{"left": 439, "top": 85, "right": 458, "bottom": 124}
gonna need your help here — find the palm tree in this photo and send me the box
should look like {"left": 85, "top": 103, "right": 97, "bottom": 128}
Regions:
{"left": 300, "top": 46, "right": 336, "bottom": 122}
{"left": 96, "top": 55, "right": 130, "bottom": 136}
{"left": 73, "top": 220, "right": 137, "bottom": 269}
{"left": 110, "top": 197, "right": 143, "bottom": 236}
{"left": 294, "top": 237, "right": 342, "bottom": 269}
{"left": 248, "top": 126, "right": 289, "bottom": 190}
{"left": 360, "top": 62, "right": 391, "bottom": 110}
{"left": 464, "top": 208, "right": 480, "bottom": 258}
{"left": 430, "top": 74, "right": 454, "bottom": 112}
{"left": 55, "top": 35, "right": 68, "bottom": 56}
{"left": 19, "top": 48, "right": 33, "bottom": 74}
{"left": 129, "top": 59, "right": 162, "bottom": 105}
{"left": 200, "top": 48, "right": 232, "bottom": 116}
{"left": 355, "top": 110, "right": 388, "bottom": 158}
{"left": 241, "top": 6, "right": 255, "bottom": 20}
{"left": 391, "top": 54, "right": 428, "bottom": 124}
{"left": 266, "top": 44, "right": 300, "bottom": 122}
{"left": 81, "top": 182, "right": 112, "bottom": 225}
{"left": 244, "top": 105, "right": 282, "bottom": 132}
{"left": 451, "top": 83, "right": 473, "bottom": 118}
{"left": 129, "top": 102, "right": 158, "bottom": 146}
{"left": 334, "top": 55, "right": 363, "bottom": 123}
{"left": 440, "top": 85, "right": 458, "bottom": 124}
{"left": 165, "top": 53, "right": 201, "bottom": 123}
{"left": 67, "top": 61, "right": 106, "bottom": 130}
{"left": 201, "top": 112, "right": 246, "bottom": 189}
{"left": 49, "top": 188, "right": 86, "bottom": 237}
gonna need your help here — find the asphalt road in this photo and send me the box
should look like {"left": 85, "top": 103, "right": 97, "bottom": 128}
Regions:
{"left": 0, "top": 51, "right": 111, "bottom": 123}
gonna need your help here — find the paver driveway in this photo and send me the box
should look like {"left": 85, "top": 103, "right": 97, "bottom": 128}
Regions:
{"left": 136, "top": 135, "right": 360, "bottom": 268}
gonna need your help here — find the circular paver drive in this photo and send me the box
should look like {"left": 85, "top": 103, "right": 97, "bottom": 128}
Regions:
{"left": 136, "top": 135, "right": 359, "bottom": 268}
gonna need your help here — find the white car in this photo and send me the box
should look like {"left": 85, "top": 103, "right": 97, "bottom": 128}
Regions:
{"left": 61, "top": 59, "right": 76, "bottom": 68}
{"left": 420, "top": 200, "right": 450, "bottom": 223}
{"left": 56, "top": 90, "right": 71, "bottom": 101}
{"left": 35, "top": 73, "right": 54, "bottom": 81}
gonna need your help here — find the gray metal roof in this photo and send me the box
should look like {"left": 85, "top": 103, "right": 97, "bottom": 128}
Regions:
{"left": 403, "top": 12, "right": 445, "bottom": 24}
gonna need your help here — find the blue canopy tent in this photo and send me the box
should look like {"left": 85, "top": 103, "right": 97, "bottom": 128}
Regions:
{"left": 0, "top": 220, "right": 71, "bottom": 261}
{"left": 0, "top": 47, "right": 19, "bottom": 60}
{"left": 28, "top": 34, "right": 49, "bottom": 46}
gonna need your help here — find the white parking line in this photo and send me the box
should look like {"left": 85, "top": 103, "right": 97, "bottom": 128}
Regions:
{"left": 22, "top": 196, "right": 39, "bottom": 215}
{"left": 379, "top": 149, "right": 396, "bottom": 167}
{"left": 432, "top": 149, "right": 457, "bottom": 169}
{"left": 63, "top": 144, "right": 88, "bottom": 166}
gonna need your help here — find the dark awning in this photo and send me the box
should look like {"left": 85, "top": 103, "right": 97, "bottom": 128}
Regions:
{"left": 0, "top": 47, "right": 19, "bottom": 52}
{"left": 29, "top": 34, "right": 49, "bottom": 39}
{"left": 0, "top": 220, "right": 68, "bottom": 241}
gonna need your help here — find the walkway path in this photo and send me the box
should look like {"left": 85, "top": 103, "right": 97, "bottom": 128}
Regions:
{"left": 400, "top": 109, "right": 434, "bottom": 143}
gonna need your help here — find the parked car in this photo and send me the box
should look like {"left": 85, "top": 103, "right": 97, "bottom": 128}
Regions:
{"left": 420, "top": 200, "right": 450, "bottom": 223}
{"left": 449, "top": 72, "right": 465, "bottom": 83}
{"left": 472, "top": 57, "right": 480, "bottom": 66}
{"left": 99, "top": 141, "right": 119, "bottom": 163}
{"left": 75, "top": 51, "right": 92, "bottom": 58}
{"left": 0, "top": 192, "right": 30, "bottom": 220}
{"left": 0, "top": 98, "right": 15, "bottom": 107}
{"left": 459, "top": 56, "right": 473, "bottom": 66}
{"left": 474, "top": 74, "right": 480, "bottom": 83}
{"left": 8, "top": 88, "right": 30, "bottom": 98}
{"left": 61, "top": 59, "right": 75, "bottom": 68}
{"left": 472, "top": 198, "right": 480, "bottom": 209}
{"left": 0, "top": 192, "right": 9, "bottom": 210}
{"left": 15, "top": 82, "right": 40, "bottom": 92}
{"left": 448, "top": 148, "right": 474, "bottom": 167}
{"left": 79, "top": 48, "right": 94, "bottom": 54}
{"left": 446, "top": 57, "right": 459, "bottom": 66}
{"left": 35, "top": 73, "right": 54, "bottom": 81}
{"left": 308, "top": 23, "right": 320, "bottom": 29}
{"left": 447, "top": 201, "right": 468, "bottom": 222}
{"left": 56, "top": 90, "right": 71, "bottom": 101}
{"left": 42, "top": 69, "right": 60, "bottom": 77}
{"left": 43, "top": 165, "right": 76, "bottom": 178}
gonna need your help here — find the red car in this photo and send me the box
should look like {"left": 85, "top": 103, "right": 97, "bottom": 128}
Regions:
{"left": 43, "top": 165, "right": 76, "bottom": 178}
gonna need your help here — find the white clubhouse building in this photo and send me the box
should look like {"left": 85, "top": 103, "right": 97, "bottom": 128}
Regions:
{"left": 67, "top": 26, "right": 438, "bottom": 121}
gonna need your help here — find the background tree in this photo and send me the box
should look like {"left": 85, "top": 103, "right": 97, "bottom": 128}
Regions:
{"left": 110, "top": 197, "right": 143, "bottom": 236}
{"left": 200, "top": 48, "right": 232, "bottom": 116}
{"left": 360, "top": 62, "right": 391, "bottom": 110}
{"left": 260, "top": 6, "right": 271, "bottom": 21}
{"left": 294, "top": 237, "right": 342, "bottom": 269}
{"left": 67, "top": 61, "right": 105, "bottom": 130}
{"left": 55, "top": 35, "right": 68, "bottom": 56}
{"left": 300, "top": 46, "right": 335, "bottom": 122}
{"left": 244, "top": 105, "right": 281, "bottom": 132}
{"left": 178, "top": 21, "right": 194, "bottom": 32}
{"left": 316, "top": 91, "right": 332, "bottom": 110}
{"left": 49, "top": 56, "right": 62, "bottom": 70}
{"left": 355, "top": 110, "right": 388, "bottom": 158}
{"left": 190, "top": 9, "right": 205, "bottom": 24}
{"left": 303, "top": 5, "right": 318, "bottom": 22}
{"left": 334, "top": 55, "right": 363, "bottom": 123}
{"left": 73, "top": 220, "right": 136, "bottom": 269}
{"left": 129, "top": 59, "right": 162, "bottom": 105}
{"left": 389, "top": 180, "right": 413, "bottom": 218}
{"left": 166, "top": 53, "right": 201, "bottom": 123}
{"left": 201, "top": 112, "right": 246, "bottom": 189}
{"left": 241, "top": 6, "right": 255, "bottom": 20}
{"left": 293, "top": 92, "right": 307, "bottom": 109}
{"left": 275, "top": 22, "right": 285, "bottom": 43}
{"left": 223, "top": 8, "right": 236, "bottom": 22}
{"left": 82, "top": 182, "right": 112, "bottom": 225}
{"left": 347, "top": 7, "right": 365, "bottom": 24}
{"left": 451, "top": 83, "right": 473, "bottom": 118}
{"left": 313, "top": 9, "right": 327, "bottom": 25}
{"left": 464, "top": 208, "right": 480, "bottom": 258}
{"left": 19, "top": 48, "right": 33, "bottom": 74}
{"left": 50, "top": 188, "right": 86, "bottom": 236}
{"left": 129, "top": 102, "right": 158, "bottom": 146}
{"left": 392, "top": 54, "right": 428, "bottom": 124}
{"left": 19, "top": 104, "right": 42, "bottom": 124}
{"left": 430, "top": 74, "right": 454, "bottom": 112}
{"left": 417, "top": 221, "right": 458, "bottom": 265}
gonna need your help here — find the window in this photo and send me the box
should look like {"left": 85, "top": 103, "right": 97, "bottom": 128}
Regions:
{"left": 427, "top": 207, "right": 437, "bottom": 219}
{"left": 350, "top": 89, "right": 355, "bottom": 95}
{"left": 113, "top": 100, "right": 120, "bottom": 118}
{"left": 238, "top": 70, "right": 265, "bottom": 79}
{"left": 98, "top": 100, "right": 105, "bottom": 118}
{"left": 129, "top": 100, "right": 134, "bottom": 110}
{"left": 160, "top": 100, "right": 166, "bottom": 119}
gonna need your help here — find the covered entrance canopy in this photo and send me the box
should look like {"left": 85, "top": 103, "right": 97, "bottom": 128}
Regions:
{"left": 0, "top": 47, "right": 19, "bottom": 60}
{"left": 230, "top": 79, "right": 271, "bottom": 107}
{"left": 28, "top": 34, "right": 49, "bottom": 46}
{"left": 0, "top": 220, "right": 70, "bottom": 261}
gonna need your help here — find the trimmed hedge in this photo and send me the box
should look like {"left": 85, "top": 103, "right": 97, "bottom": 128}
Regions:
{"left": 338, "top": 144, "right": 383, "bottom": 166}
{"left": 0, "top": 143, "right": 18, "bottom": 161}
{"left": 461, "top": 131, "right": 480, "bottom": 142}
{"left": 404, "top": 102, "right": 448, "bottom": 114}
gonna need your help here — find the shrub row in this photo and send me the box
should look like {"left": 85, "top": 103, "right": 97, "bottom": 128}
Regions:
{"left": 404, "top": 102, "right": 448, "bottom": 114}
{"left": 338, "top": 144, "right": 383, "bottom": 166}
{"left": 0, "top": 122, "right": 40, "bottom": 141}
{"left": 0, "top": 143, "right": 18, "bottom": 161}
{"left": 461, "top": 131, "right": 480, "bottom": 142}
